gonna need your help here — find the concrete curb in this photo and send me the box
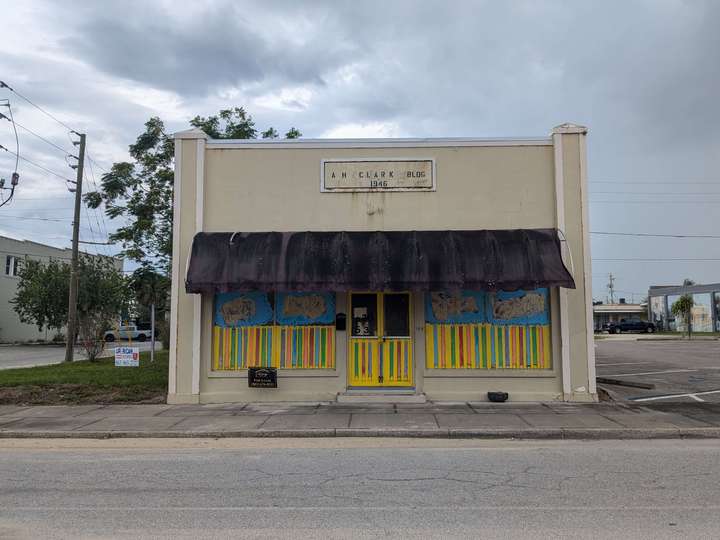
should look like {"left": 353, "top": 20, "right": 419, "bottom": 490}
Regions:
{"left": 2, "top": 427, "right": 720, "bottom": 440}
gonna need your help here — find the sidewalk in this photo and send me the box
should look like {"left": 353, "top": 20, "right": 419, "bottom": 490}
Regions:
{"left": 1, "top": 401, "right": 720, "bottom": 439}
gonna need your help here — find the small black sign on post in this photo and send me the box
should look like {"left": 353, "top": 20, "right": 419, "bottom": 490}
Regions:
{"left": 248, "top": 367, "right": 277, "bottom": 388}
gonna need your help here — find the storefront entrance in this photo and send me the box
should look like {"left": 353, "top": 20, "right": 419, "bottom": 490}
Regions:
{"left": 348, "top": 292, "right": 413, "bottom": 387}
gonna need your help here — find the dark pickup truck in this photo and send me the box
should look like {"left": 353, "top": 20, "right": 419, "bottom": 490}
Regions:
{"left": 605, "top": 318, "right": 656, "bottom": 334}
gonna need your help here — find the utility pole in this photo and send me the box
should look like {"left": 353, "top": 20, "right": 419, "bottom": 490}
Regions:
{"left": 64, "top": 133, "right": 86, "bottom": 363}
{"left": 607, "top": 272, "right": 616, "bottom": 304}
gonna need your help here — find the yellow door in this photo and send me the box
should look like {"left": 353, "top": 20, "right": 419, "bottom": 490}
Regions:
{"left": 348, "top": 292, "right": 413, "bottom": 387}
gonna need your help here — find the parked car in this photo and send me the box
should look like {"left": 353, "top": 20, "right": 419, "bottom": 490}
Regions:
{"left": 605, "top": 318, "right": 656, "bottom": 334}
{"left": 104, "top": 325, "right": 150, "bottom": 342}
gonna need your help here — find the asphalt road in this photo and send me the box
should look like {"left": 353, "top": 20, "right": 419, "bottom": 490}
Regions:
{"left": 0, "top": 342, "right": 161, "bottom": 370}
{"left": 596, "top": 338, "right": 720, "bottom": 403}
{"left": 0, "top": 438, "right": 719, "bottom": 539}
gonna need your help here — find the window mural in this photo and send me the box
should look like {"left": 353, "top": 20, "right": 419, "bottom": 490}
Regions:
{"left": 487, "top": 289, "right": 549, "bottom": 325}
{"left": 275, "top": 292, "right": 335, "bottom": 325}
{"left": 425, "top": 288, "right": 551, "bottom": 369}
{"left": 212, "top": 291, "right": 335, "bottom": 370}
{"left": 425, "top": 291, "right": 486, "bottom": 324}
{"left": 214, "top": 292, "right": 273, "bottom": 327}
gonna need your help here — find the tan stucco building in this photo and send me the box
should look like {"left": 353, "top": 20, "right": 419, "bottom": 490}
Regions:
{"left": 168, "top": 124, "right": 596, "bottom": 404}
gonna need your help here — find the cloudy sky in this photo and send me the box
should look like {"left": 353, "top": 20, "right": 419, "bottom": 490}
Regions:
{"left": 2, "top": 0, "right": 719, "bottom": 299}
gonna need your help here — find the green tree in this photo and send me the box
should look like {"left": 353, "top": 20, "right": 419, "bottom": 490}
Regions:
{"left": 84, "top": 117, "right": 174, "bottom": 273}
{"left": 261, "top": 127, "right": 279, "bottom": 139}
{"left": 12, "top": 258, "right": 69, "bottom": 334}
{"left": 12, "top": 256, "right": 129, "bottom": 358}
{"left": 85, "top": 108, "right": 301, "bottom": 273}
{"left": 671, "top": 294, "right": 694, "bottom": 339}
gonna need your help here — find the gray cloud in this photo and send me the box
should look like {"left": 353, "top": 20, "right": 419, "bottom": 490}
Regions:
{"left": 2, "top": 0, "right": 720, "bottom": 293}
{"left": 62, "top": 1, "right": 359, "bottom": 96}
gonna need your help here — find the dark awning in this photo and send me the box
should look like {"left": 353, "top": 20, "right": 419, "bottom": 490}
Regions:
{"left": 185, "top": 229, "right": 575, "bottom": 293}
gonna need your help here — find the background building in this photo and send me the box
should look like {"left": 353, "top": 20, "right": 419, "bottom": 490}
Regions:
{"left": 0, "top": 235, "right": 122, "bottom": 343}
{"left": 648, "top": 283, "right": 720, "bottom": 332}
{"left": 592, "top": 299, "right": 647, "bottom": 331}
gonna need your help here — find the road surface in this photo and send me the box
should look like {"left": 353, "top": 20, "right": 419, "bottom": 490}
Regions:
{"left": 0, "top": 342, "right": 161, "bottom": 370}
{"left": 0, "top": 438, "right": 718, "bottom": 539}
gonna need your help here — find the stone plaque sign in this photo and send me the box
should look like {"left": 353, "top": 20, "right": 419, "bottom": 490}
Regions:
{"left": 322, "top": 159, "right": 435, "bottom": 192}
{"left": 248, "top": 367, "right": 277, "bottom": 388}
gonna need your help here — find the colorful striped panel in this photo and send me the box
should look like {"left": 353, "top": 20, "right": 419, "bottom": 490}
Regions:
{"left": 277, "top": 326, "right": 335, "bottom": 369}
{"left": 212, "top": 325, "right": 335, "bottom": 370}
{"left": 425, "top": 324, "right": 551, "bottom": 369}
{"left": 348, "top": 338, "right": 413, "bottom": 387}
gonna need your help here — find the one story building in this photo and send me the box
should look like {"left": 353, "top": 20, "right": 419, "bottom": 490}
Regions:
{"left": 168, "top": 123, "right": 595, "bottom": 403}
{"left": 592, "top": 300, "right": 647, "bottom": 332}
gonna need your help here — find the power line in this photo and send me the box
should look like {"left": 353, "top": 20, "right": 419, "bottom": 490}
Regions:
{"left": 590, "top": 200, "right": 720, "bottom": 205}
{"left": 0, "top": 144, "right": 75, "bottom": 183}
{"left": 0, "top": 113, "right": 75, "bottom": 157}
{"left": 590, "top": 180, "right": 719, "bottom": 184}
{"left": 0, "top": 81, "right": 77, "bottom": 133}
{"left": 594, "top": 258, "right": 720, "bottom": 262}
{"left": 0, "top": 214, "right": 67, "bottom": 223}
{"left": 591, "top": 231, "right": 720, "bottom": 239}
{"left": 590, "top": 191, "right": 720, "bottom": 195}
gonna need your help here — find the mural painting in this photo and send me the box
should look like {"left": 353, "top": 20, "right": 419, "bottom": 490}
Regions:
{"left": 425, "top": 288, "right": 551, "bottom": 369}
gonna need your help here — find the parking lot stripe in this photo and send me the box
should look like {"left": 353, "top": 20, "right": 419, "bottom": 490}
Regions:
{"left": 689, "top": 394, "right": 705, "bottom": 402}
{"left": 632, "top": 389, "right": 720, "bottom": 402}
{"left": 604, "top": 369, "right": 696, "bottom": 377}
{"left": 597, "top": 362, "right": 646, "bottom": 367}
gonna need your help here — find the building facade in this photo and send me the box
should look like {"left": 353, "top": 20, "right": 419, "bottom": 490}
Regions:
{"left": 0, "top": 236, "right": 122, "bottom": 342}
{"left": 168, "top": 124, "right": 596, "bottom": 404}
{"left": 648, "top": 283, "right": 720, "bottom": 332}
{"left": 592, "top": 301, "right": 647, "bottom": 331}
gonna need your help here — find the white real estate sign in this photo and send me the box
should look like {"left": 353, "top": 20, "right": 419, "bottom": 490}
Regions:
{"left": 114, "top": 346, "right": 140, "bottom": 367}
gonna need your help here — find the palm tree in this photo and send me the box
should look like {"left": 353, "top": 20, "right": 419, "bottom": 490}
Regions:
{"left": 671, "top": 294, "right": 694, "bottom": 339}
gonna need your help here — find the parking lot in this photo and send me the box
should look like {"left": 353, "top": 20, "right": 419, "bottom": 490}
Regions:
{"left": 596, "top": 337, "right": 720, "bottom": 403}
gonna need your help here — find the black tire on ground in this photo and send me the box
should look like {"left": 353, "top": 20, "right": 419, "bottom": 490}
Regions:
{"left": 612, "top": 328, "right": 621, "bottom": 334}
{"left": 646, "top": 326, "right": 654, "bottom": 333}
{"left": 137, "top": 334, "right": 147, "bottom": 342}
{"left": 105, "top": 334, "right": 115, "bottom": 342}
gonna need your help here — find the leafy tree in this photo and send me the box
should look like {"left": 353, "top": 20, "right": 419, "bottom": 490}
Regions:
{"left": 671, "top": 294, "right": 694, "bottom": 339}
{"left": 84, "top": 117, "right": 174, "bottom": 273}
{"left": 85, "top": 108, "right": 301, "bottom": 274}
{"left": 76, "top": 257, "right": 129, "bottom": 361}
{"left": 261, "top": 127, "right": 279, "bottom": 139}
{"left": 12, "top": 256, "right": 129, "bottom": 358}
{"left": 12, "top": 259, "right": 69, "bottom": 334}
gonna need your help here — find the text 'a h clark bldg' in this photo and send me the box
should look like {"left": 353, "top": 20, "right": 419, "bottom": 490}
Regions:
{"left": 168, "top": 123, "right": 596, "bottom": 404}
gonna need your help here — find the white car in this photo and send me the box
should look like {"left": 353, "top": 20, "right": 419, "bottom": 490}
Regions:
{"left": 104, "top": 325, "right": 150, "bottom": 342}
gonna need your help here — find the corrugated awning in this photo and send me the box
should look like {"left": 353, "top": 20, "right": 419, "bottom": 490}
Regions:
{"left": 185, "top": 229, "right": 575, "bottom": 293}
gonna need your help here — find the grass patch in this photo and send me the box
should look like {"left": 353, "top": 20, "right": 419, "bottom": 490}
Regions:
{"left": 0, "top": 351, "right": 168, "bottom": 405}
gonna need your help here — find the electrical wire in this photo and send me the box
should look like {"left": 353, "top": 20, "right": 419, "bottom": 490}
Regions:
{"left": 0, "top": 81, "right": 78, "bottom": 134}
{"left": 594, "top": 258, "right": 720, "bottom": 262}
{"left": 590, "top": 200, "right": 720, "bottom": 204}
{"left": 590, "top": 180, "right": 719, "bottom": 184}
{"left": 0, "top": 114, "right": 75, "bottom": 158}
{"left": 590, "top": 231, "right": 720, "bottom": 239}
{"left": 0, "top": 100, "right": 20, "bottom": 208}
{"left": 0, "top": 144, "right": 75, "bottom": 183}
{"left": 590, "top": 191, "right": 720, "bottom": 195}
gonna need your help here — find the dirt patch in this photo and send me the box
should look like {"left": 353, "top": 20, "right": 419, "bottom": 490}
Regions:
{"left": 0, "top": 384, "right": 166, "bottom": 405}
